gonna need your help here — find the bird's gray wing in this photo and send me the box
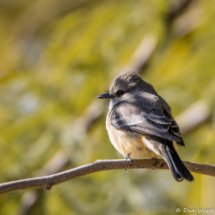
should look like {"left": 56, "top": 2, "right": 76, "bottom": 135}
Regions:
{"left": 110, "top": 102, "right": 184, "bottom": 144}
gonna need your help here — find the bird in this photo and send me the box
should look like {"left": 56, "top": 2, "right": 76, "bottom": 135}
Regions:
{"left": 97, "top": 71, "right": 194, "bottom": 182}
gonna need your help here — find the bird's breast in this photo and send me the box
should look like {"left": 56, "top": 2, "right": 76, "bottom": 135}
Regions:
{"left": 106, "top": 110, "right": 159, "bottom": 159}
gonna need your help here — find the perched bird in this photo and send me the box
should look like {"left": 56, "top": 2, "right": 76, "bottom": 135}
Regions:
{"left": 98, "top": 71, "right": 194, "bottom": 182}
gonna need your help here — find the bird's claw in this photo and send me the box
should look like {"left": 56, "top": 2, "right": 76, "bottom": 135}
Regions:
{"left": 124, "top": 153, "right": 132, "bottom": 165}
{"left": 124, "top": 153, "right": 132, "bottom": 172}
{"left": 152, "top": 157, "right": 158, "bottom": 166}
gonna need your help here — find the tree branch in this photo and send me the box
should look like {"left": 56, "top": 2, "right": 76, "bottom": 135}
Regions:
{"left": 165, "top": 0, "right": 194, "bottom": 24}
{"left": 0, "top": 159, "right": 214, "bottom": 194}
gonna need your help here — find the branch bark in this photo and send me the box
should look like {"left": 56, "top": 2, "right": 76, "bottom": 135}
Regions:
{"left": 0, "top": 159, "right": 214, "bottom": 194}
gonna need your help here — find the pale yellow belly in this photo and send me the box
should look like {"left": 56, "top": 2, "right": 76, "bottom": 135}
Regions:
{"left": 106, "top": 111, "right": 161, "bottom": 159}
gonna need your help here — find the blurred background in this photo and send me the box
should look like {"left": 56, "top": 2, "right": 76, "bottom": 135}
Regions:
{"left": 0, "top": 0, "right": 215, "bottom": 214}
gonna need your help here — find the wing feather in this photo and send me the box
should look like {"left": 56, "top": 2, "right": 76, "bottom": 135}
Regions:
{"left": 110, "top": 102, "right": 184, "bottom": 145}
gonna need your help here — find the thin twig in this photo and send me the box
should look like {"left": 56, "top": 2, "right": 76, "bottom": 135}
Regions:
{"left": 0, "top": 159, "right": 214, "bottom": 194}
{"left": 166, "top": 0, "right": 194, "bottom": 24}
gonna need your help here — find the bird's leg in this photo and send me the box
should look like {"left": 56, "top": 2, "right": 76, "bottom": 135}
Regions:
{"left": 125, "top": 153, "right": 132, "bottom": 165}
{"left": 124, "top": 153, "right": 132, "bottom": 172}
{"left": 152, "top": 157, "right": 158, "bottom": 172}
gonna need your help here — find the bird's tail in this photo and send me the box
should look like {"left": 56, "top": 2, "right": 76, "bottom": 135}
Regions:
{"left": 160, "top": 143, "right": 194, "bottom": 182}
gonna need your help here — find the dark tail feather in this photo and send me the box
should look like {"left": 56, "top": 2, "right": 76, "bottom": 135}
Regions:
{"left": 160, "top": 144, "right": 194, "bottom": 182}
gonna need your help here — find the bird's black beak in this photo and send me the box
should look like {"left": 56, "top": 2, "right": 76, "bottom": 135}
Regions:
{"left": 97, "top": 93, "right": 112, "bottom": 99}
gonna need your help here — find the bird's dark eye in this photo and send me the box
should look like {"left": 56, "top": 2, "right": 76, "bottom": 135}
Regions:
{"left": 117, "top": 90, "right": 124, "bottom": 96}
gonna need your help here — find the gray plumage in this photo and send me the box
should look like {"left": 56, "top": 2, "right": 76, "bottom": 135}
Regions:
{"left": 98, "top": 71, "right": 194, "bottom": 182}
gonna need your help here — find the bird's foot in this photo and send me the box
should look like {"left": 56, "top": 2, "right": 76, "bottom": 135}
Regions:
{"left": 124, "top": 153, "right": 132, "bottom": 165}
{"left": 124, "top": 153, "right": 132, "bottom": 172}
{"left": 152, "top": 157, "right": 158, "bottom": 172}
{"left": 152, "top": 157, "right": 158, "bottom": 166}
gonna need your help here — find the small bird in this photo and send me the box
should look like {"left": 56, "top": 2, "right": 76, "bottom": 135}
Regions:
{"left": 98, "top": 71, "right": 194, "bottom": 182}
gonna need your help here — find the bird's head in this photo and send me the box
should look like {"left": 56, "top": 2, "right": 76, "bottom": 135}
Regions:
{"left": 97, "top": 71, "right": 154, "bottom": 108}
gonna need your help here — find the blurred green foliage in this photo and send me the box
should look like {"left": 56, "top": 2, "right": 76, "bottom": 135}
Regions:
{"left": 0, "top": 0, "right": 215, "bottom": 214}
